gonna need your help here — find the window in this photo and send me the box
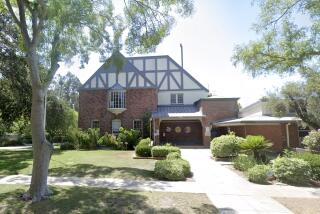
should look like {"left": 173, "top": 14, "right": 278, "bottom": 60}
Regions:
{"left": 112, "top": 119, "right": 121, "bottom": 134}
{"left": 91, "top": 120, "right": 100, "bottom": 129}
{"left": 177, "top": 94, "right": 183, "bottom": 104}
{"left": 170, "top": 93, "right": 184, "bottom": 104}
{"left": 133, "top": 119, "right": 143, "bottom": 135}
{"left": 109, "top": 91, "right": 126, "bottom": 108}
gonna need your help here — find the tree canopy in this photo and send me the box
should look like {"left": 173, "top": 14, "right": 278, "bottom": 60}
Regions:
{"left": 0, "top": 6, "right": 32, "bottom": 127}
{"left": 232, "top": 0, "right": 319, "bottom": 77}
{"left": 266, "top": 75, "right": 320, "bottom": 129}
{"left": 50, "top": 72, "right": 82, "bottom": 111}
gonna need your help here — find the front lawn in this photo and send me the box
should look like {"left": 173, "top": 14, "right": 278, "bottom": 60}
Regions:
{"left": 0, "top": 149, "right": 156, "bottom": 180}
{"left": 0, "top": 184, "right": 218, "bottom": 214}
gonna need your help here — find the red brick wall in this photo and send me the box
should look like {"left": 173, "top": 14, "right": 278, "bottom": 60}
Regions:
{"left": 229, "top": 123, "right": 300, "bottom": 151}
{"left": 245, "top": 125, "right": 286, "bottom": 151}
{"left": 197, "top": 99, "right": 239, "bottom": 146}
{"left": 79, "top": 88, "right": 158, "bottom": 134}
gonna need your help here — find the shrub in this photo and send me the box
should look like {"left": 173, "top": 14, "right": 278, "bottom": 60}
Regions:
{"left": 98, "top": 133, "right": 124, "bottom": 150}
{"left": 247, "top": 165, "right": 271, "bottom": 184}
{"left": 66, "top": 128, "right": 90, "bottom": 150}
{"left": 87, "top": 128, "right": 100, "bottom": 150}
{"left": 0, "top": 134, "right": 23, "bottom": 147}
{"left": 151, "top": 145, "right": 181, "bottom": 158}
{"left": 135, "top": 138, "right": 152, "bottom": 157}
{"left": 210, "top": 134, "right": 243, "bottom": 158}
{"left": 138, "top": 138, "right": 151, "bottom": 146}
{"left": 176, "top": 159, "right": 191, "bottom": 177}
{"left": 291, "top": 152, "right": 320, "bottom": 181}
{"left": 272, "top": 157, "right": 312, "bottom": 185}
{"left": 302, "top": 131, "right": 320, "bottom": 152}
{"left": 60, "top": 142, "right": 75, "bottom": 150}
{"left": 233, "top": 154, "right": 257, "bottom": 171}
{"left": 117, "top": 128, "right": 140, "bottom": 150}
{"left": 154, "top": 159, "right": 185, "bottom": 181}
{"left": 240, "top": 135, "right": 273, "bottom": 161}
{"left": 167, "top": 152, "right": 181, "bottom": 160}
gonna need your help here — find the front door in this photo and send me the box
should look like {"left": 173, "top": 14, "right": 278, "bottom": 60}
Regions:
{"left": 160, "top": 120, "right": 203, "bottom": 145}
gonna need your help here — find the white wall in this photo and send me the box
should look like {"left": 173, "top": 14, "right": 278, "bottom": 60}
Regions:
{"left": 158, "top": 90, "right": 209, "bottom": 105}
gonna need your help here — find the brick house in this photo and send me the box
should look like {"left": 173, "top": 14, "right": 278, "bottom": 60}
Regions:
{"left": 78, "top": 53, "right": 301, "bottom": 150}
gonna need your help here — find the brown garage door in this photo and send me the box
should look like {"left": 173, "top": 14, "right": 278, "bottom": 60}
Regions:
{"left": 160, "top": 120, "right": 203, "bottom": 145}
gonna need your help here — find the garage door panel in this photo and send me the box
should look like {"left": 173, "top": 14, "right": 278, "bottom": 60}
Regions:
{"left": 160, "top": 120, "right": 202, "bottom": 145}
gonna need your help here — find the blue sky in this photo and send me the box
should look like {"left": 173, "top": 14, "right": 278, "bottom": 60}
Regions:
{"left": 57, "top": 0, "right": 299, "bottom": 106}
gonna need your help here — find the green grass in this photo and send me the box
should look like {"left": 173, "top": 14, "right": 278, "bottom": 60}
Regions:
{"left": 0, "top": 149, "right": 157, "bottom": 180}
{"left": 0, "top": 184, "right": 218, "bottom": 214}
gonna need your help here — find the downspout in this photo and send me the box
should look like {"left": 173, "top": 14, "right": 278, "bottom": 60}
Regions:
{"left": 286, "top": 123, "right": 290, "bottom": 148}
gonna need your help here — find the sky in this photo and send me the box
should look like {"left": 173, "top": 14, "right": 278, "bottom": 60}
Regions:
{"left": 57, "top": 0, "right": 300, "bottom": 107}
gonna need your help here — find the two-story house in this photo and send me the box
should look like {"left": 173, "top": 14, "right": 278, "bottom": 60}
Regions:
{"left": 78, "top": 53, "right": 301, "bottom": 150}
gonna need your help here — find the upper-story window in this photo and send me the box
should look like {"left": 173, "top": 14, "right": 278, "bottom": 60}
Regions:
{"left": 170, "top": 93, "right": 184, "bottom": 105}
{"left": 109, "top": 91, "right": 126, "bottom": 108}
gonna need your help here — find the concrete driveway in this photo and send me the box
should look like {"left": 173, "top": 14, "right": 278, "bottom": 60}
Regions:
{"left": 181, "top": 149, "right": 319, "bottom": 214}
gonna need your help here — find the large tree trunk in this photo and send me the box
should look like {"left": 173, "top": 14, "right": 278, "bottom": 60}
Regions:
{"left": 24, "top": 86, "right": 54, "bottom": 202}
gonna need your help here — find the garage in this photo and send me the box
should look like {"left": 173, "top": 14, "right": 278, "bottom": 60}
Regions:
{"left": 159, "top": 120, "right": 203, "bottom": 145}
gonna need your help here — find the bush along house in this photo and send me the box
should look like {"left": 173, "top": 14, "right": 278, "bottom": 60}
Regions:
{"left": 78, "top": 53, "right": 301, "bottom": 150}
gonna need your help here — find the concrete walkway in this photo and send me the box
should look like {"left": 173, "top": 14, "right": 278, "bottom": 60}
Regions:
{"left": 0, "top": 175, "right": 204, "bottom": 194}
{"left": 181, "top": 149, "right": 320, "bottom": 214}
{"left": 0, "top": 145, "right": 32, "bottom": 150}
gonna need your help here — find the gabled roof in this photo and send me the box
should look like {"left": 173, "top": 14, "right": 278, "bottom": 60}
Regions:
{"left": 80, "top": 53, "right": 209, "bottom": 92}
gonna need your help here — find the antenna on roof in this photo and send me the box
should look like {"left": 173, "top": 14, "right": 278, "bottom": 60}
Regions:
{"left": 180, "top": 43, "right": 184, "bottom": 68}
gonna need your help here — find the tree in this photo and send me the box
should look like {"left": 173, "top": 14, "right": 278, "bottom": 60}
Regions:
{"left": 3, "top": 0, "right": 193, "bottom": 202}
{"left": 50, "top": 72, "right": 81, "bottom": 111}
{"left": 0, "top": 6, "right": 32, "bottom": 127}
{"left": 232, "top": 0, "right": 319, "bottom": 77}
{"left": 46, "top": 92, "right": 77, "bottom": 142}
{"left": 266, "top": 77, "right": 320, "bottom": 129}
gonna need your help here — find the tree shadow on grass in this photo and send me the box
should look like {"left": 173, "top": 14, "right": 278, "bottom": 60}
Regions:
{"left": 0, "top": 150, "right": 33, "bottom": 175}
{"left": 0, "top": 186, "right": 218, "bottom": 213}
{"left": 49, "top": 164, "right": 155, "bottom": 180}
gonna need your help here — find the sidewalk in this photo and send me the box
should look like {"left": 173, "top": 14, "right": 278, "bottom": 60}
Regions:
{"left": 0, "top": 175, "right": 204, "bottom": 194}
{"left": 0, "top": 145, "right": 32, "bottom": 150}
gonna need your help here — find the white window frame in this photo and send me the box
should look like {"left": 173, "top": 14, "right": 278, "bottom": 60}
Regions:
{"left": 170, "top": 93, "right": 184, "bottom": 105}
{"left": 112, "top": 119, "right": 121, "bottom": 134}
{"left": 133, "top": 119, "right": 143, "bottom": 135}
{"left": 91, "top": 120, "right": 100, "bottom": 129}
{"left": 109, "top": 91, "right": 126, "bottom": 108}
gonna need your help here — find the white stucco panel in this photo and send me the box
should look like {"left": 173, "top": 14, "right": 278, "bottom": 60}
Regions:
{"left": 171, "top": 71, "right": 181, "bottom": 86}
{"left": 138, "top": 75, "right": 144, "bottom": 87}
{"left": 169, "top": 76, "right": 179, "bottom": 90}
{"left": 157, "top": 58, "right": 167, "bottom": 70}
{"left": 101, "top": 73, "right": 107, "bottom": 87}
{"left": 145, "top": 58, "right": 156, "bottom": 71}
{"left": 133, "top": 59, "right": 143, "bottom": 71}
{"left": 169, "top": 61, "right": 179, "bottom": 70}
{"left": 157, "top": 72, "right": 165, "bottom": 87}
{"left": 118, "top": 72, "right": 126, "bottom": 87}
{"left": 183, "top": 74, "right": 201, "bottom": 89}
{"left": 160, "top": 76, "right": 168, "bottom": 90}
{"left": 158, "top": 90, "right": 209, "bottom": 105}
{"left": 90, "top": 77, "right": 96, "bottom": 88}
{"left": 97, "top": 76, "right": 104, "bottom": 88}
{"left": 108, "top": 73, "right": 116, "bottom": 87}
{"left": 145, "top": 73, "right": 155, "bottom": 84}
